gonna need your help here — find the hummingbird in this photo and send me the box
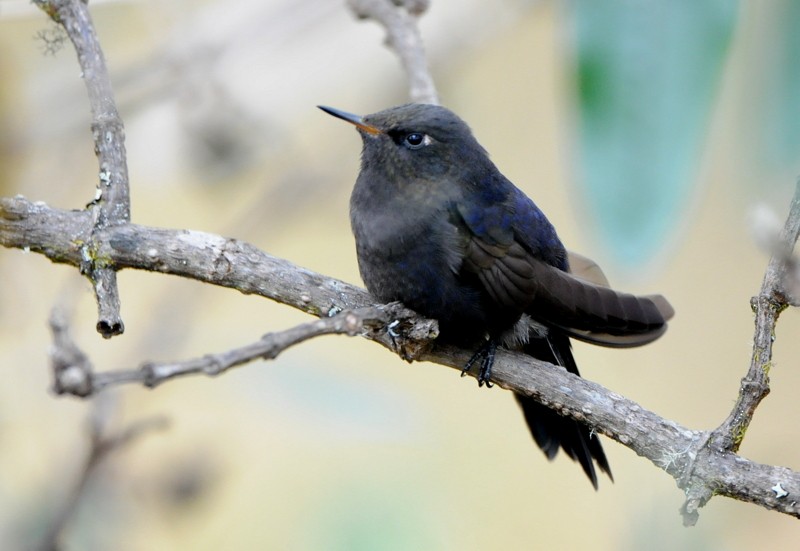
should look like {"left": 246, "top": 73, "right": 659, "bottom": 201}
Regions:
{"left": 320, "top": 103, "right": 673, "bottom": 488}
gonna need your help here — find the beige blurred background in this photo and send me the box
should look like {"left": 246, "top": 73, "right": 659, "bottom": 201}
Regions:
{"left": 2, "top": 0, "right": 800, "bottom": 549}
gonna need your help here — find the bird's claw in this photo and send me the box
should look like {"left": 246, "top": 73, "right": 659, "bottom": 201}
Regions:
{"left": 386, "top": 320, "right": 400, "bottom": 338}
{"left": 463, "top": 340, "right": 497, "bottom": 388}
{"left": 385, "top": 319, "right": 401, "bottom": 350}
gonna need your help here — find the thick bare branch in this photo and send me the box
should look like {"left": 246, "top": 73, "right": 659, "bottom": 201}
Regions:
{"left": 35, "top": 0, "right": 130, "bottom": 338}
{"left": 347, "top": 0, "right": 439, "bottom": 104}
{"left": 5, "top": 193, "right": 800, "bottom": 521}
{"left": 427, "top": 343, "right": 800, "bottom": 521}
{"left": 0, "top": 195, "right": 370, "bottom": 316}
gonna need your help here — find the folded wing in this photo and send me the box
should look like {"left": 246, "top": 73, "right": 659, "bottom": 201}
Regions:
{"left": 462, "top": 235, "right": 674, "bottom": 347}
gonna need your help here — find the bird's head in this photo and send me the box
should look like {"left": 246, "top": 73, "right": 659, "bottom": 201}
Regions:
{"left": 318, "top": 103, "right": 491, "bottom": 183}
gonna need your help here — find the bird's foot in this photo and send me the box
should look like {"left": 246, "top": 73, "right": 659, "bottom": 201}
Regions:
{"left": 385, "top": 319, "right": 401, "bottom": 350}
{"left": 462, "top": 339, "right": 497, "bottom": 388}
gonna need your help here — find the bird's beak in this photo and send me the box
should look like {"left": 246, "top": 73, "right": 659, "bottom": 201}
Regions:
{"left": 318, "top": 105, "right": 382, "bottom": 136}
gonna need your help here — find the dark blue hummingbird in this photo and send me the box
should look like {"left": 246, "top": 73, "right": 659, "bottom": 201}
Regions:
{"left": 320, "top": 103, "right": 673, "bottom": 488}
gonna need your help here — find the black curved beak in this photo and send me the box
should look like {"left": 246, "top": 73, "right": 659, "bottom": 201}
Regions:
{"left": 318, "top": 105, "right": 381, "bottom": 136}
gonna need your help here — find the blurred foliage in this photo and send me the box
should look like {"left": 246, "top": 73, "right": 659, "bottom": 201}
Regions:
{"left": 572, "top": 0, "right": 739, "bottom": 268}
{"left": 757, "top": 1, "right": 800, "bottom": 173}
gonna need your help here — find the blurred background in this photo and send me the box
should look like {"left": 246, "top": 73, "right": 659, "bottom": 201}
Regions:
{"left": 1, "top": 0, "right": 800, "bottom": 549}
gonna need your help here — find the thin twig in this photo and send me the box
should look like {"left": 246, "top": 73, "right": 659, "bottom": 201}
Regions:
{"left": 347, "top": 0, "right": 439, "bottom": 104}
{"left": 50, "top": 304, "right": 437, "bottom": 395}
{"left": 50, "top": 306, "right": 94, "bottom": 397}
{"left": 677, "top": 181, "right": 800, "bottom": 525}
{"left": 714, "top": 181, "right": 800, "bottom": 448}
{"left": 35, "top": 0, "right": 130, "bottom": 338}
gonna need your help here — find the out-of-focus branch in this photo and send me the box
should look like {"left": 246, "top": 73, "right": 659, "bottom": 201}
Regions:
{"left": 50, "top": 307, "right": 95, "bottom": 397}
{"left": 34, "top": 0, "right": 130, "bottom": 338}
{"left": 34, "top": 395, "right": 168, "bottom": 551}
{"left": 347, "top": 0, "right": 439, "bottom": 104}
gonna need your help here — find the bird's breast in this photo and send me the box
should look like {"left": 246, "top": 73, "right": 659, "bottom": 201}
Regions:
{"left": 352, "top": 212, "right": 510, "bottom": 341}
{"left": 349, "top": 172, "right": 521, "bottom": 340}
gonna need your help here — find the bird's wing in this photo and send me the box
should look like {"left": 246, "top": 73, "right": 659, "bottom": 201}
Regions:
{"left": 567, "top": 251, "right": 609, "bottom": 287}
{"left": 456, "top": 194, "right": 673, "bottom": 347}
{"left": 565, "top": 250, "right": 674, "bottom": 346}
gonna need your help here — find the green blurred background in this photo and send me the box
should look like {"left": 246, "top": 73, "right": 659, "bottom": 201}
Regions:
{"left": 2, "top": 0, "right": 800, "bottom": 549}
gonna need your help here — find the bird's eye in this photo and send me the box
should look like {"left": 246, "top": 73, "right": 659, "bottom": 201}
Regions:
{"left": 404, "top": 132, "right": 429, "bottom": 149}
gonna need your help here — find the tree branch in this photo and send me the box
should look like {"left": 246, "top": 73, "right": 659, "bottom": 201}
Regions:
{"left": 4, "top": 192, "right": 800, "bottom": 521}
{"left": 50, "top": 303, "right": 438, "bottom": 395}
{"left": 715, "top": 182, "right": 800, "bottom": 448}
{"left": 672, "top": 180, "right": 800, "bottom": 525}
{"left": 34, "top": 394, "right": 168, "bottom": 551}
{"left": 347, "top": 0, "right": 439, "bottom": 104}
{"left": 34, "top": 0, "right": 130, "bottom": 338}
{"left": 7, "top": 0, "right": 800, "bottom": 529}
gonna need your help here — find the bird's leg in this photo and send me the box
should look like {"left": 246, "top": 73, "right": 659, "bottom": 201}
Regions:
{"left": 462, "top": 339, "right": 497, "bottom": 388}
{"left": 385, "top": 319, "right": 401, "bottom": 351}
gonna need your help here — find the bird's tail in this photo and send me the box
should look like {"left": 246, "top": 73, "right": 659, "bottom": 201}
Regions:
{"left": 516, "top": 332, "right": 611, "bottom": 489}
